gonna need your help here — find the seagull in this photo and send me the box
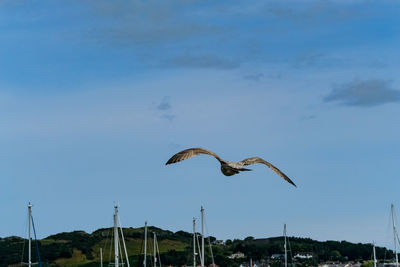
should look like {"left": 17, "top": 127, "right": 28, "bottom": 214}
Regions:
{"left": 165, "top": 147, "right": 296, "bottom": 187}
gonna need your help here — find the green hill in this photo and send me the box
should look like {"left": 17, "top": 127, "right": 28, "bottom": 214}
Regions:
{"left": 0, "top": 227, "right": 396, "bottom": 267}
{"left": 1, "top": 226, "right": 193, "bottom": 267}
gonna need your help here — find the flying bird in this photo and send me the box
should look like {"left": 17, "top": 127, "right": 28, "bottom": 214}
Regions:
{"left": 166, "top": 147, "right": 296, "bottom": 187}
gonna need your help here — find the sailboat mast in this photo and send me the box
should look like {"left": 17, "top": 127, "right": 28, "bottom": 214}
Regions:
{"left": 144, "top": 221, "right": 148, "bottom": 267}
{"left": 153, "top": 232, "right": 157, "bottom": 267}
{"left": 28, "top": 203, "right": 32, "bottom": 267}
{"left": 373, "top": 242, "right": 377, "bottom": 267}
{"left": 193, "top": 218, "right": 196, "bottom": 267}
{"left": 100, "top": 248, "right": 103, "bottom": 267}
{"left": 392, "top": 204, "right": 399, "bottom": 267}
{"left": 201, "top": 206, "right": 205, "bottom": 267}
{"left": 284, "top": 224, "right": 287, "bottom": 267}
{"left": 114, "top": 206, "right": 119, "bottom": 267}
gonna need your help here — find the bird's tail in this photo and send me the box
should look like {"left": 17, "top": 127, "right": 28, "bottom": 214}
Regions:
{"left": 239, "top": 167, "right": 252, "bottom": 171}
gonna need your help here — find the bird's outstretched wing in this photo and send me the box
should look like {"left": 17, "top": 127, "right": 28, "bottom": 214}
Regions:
{"left": 166, "top": 148, "right": 222, "bottom": 165}
{"left": 239, "top": 157, "right": 296, "bottom": 187}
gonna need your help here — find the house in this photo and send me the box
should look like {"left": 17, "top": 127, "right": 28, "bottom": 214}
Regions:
{"left": 271, "top": 254, "right": 285, "bottom": 260}
{"left": 294, "top": 253, "right": 313, "bottom": 259}
{"left": 212, "top": 240, "right": 225, "bottom": 245}
{"left": 229, "top": 251, "right": 245, "bottom": 259}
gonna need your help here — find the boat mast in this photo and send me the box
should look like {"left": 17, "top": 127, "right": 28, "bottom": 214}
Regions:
{"left": 201, "top": 206, "right": 205, "bottom": 267}
{"left": 28, "top": 203, "right": 32, "bottom": 267}
{"left": 284, "top": 224, "right": 288, "bottom": 267}
{"left": 100, "top": 248, "right": 103, "bottom": 267}
{"left": 392, "top": 204, "right": 399, "bottom": 267}
{"left": 144, "top": 221, "right": 148, "bottom": 267}
{"left": 114, "top": 206, "right": 119, "bottom": 267}
{"left": 373, "top": 242, "right": 377, "bottom": 267}
{"left": 193, "top": 218, "right": 196, "bottom": 267}
{"left": 153, "top": 232, "right": 157, "bottom": 267}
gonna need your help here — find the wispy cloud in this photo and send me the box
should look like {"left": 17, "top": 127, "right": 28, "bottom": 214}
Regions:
{"left": 243, "top": 73, "right": 264, "bottom": 81}
{"left": 85, "top": 0, "right": 220, "bottom": 45}
{"left": 266, "top": 1, "right": 367, "bottom": 25}
{"left": 293, "top": 52, "right": 325, "bottom": 68}
{"left": 157, "top": 96, "right": 171, "bottom": 111}
{"left": 156, "top": 96, "right": 175, "bottom": 122}
{"left": 161, "top": 114, "right": 176, "bottom": 122}
{"left": 79, "top": 0, "right": 395, "bottom": 72}
{"left": 324, "top": 79, "right": 400, "bottom": 107}
{"left": 300, "top": 114, "right": 316, "bottom": 120}
{"left": 161, "top": 54, "right": 240, "bottom": 70}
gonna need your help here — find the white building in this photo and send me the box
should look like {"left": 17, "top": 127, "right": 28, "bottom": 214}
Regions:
{"left": 229, "top": 251, "right": 245, "bottom": 259}
{"left": 294, "top": 253, "right": 313, "bottom": 259}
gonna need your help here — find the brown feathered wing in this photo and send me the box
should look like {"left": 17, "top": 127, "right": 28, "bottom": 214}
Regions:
{"left": 166, "top": 148, "right": 222, "bottom": 165}
{"left": 239, "top": 157, "right": 296, "bottom": 187}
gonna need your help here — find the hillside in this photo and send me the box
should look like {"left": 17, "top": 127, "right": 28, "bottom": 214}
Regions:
{"left": 0, "top": 226, "right": 396, "bottom": 267}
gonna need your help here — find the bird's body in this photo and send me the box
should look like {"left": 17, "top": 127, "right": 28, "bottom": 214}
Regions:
{"left": 166, "top": 147, "right": 296, "bottom": 187}
{"left": 220, "top": 162, "right": 251, "bottom": 176}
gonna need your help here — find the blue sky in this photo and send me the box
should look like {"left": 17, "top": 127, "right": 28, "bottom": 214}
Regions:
{"left": 1, "top": 0, "right": 400, "bottom": 249}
